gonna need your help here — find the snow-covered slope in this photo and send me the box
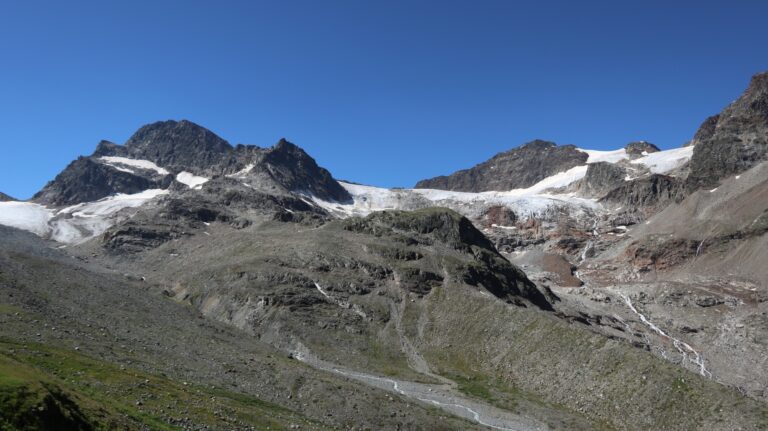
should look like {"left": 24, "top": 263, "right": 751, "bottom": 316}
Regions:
{"left": 578, "top": 148, "right": 629, "bottom": 164}
{"left": 630, "top": 146, "right": 693, "bottom": 174}
{"left": 0, "top": 189, "right": 168, "bottom": 244}
{"left": 0, "top": 202, "right": 53, "bottom": 236}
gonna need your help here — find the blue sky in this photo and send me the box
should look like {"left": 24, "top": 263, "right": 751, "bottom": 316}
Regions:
{"left": 1, "top": 1, "right": 767, "bottom": 199}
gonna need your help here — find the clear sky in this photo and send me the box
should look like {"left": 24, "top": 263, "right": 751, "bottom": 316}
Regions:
{"left": 1, "top": 1, "right": 767, "bottom": 199}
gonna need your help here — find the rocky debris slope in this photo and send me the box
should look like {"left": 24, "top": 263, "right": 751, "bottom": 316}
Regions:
{"left": 0, "top": 225, "right": 481, "bottom": 430}
{"left": 68, "top": 197, "right": 768, "bottom": 430}
{"left": 687, "top": 72, "right": 768, "bottom": 190}
{"left": 615, "top": 158, "right": 768, "bottom": 285}
{"left": 415, "top": 139, "right": 588, "bottom": 192}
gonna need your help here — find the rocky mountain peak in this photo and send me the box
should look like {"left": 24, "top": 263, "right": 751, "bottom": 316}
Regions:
{"left": 121, "top": 120, "right": 232, "bottom": 168}
{"left": 258, "top": 138, "right": 352, "bottom": 202}
{"left": 625, "top": 141, "right": 660, "bottom": 156}
{"left": 746, "top": 71, "right": 768, "bottom": 95}
{"left": 520, "top": 139, "right": 558, "bottom": 150}
{"left": 92, "top": 140, "right": 122, "bottom": 156}
{"left": 0, "top": 192, "right": 14, "bottom": 202}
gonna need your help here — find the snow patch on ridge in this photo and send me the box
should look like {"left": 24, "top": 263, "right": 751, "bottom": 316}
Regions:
{"left": 176, "top": 171, "right": 209, "bottom": 189}
{"left": 577, "top": 148, "right": 629, "bottom": 164}
{"left": 99, "top": 156, "right": 170, "bottom": 175}
{"left": 630, "top": 146, "right": 693, "bottom": 174}
{"left": 228, "top": 163, "right": 255, "bottom": 178}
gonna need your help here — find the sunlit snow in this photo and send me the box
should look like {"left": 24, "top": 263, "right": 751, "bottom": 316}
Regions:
{"left": 577, "top": 148, "right": 629, "bottom": 164}
{"left": 0, "top": 189, "right": 168, "bottom": 244}
{"left": 99, "top": 156, "right": 170, "bottom": 175}
{"left": 0, "top": 202, "right": 53, "bottom": 236}
{"left": 630, "top": 146, "right": 693, "bottom": 174}
{"left": 176, "top": 171, "right": 209, "bottom": 189}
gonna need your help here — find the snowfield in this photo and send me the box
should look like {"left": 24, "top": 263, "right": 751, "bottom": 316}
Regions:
{"left": 0, "top": 189, "right": 168, "bottom": 244}
{"left": 577, "top": 148, "right": 629, "bottom": 164}
{"left": 0, "top": 202, "right": 53, "bottom": 236}
{"left": 630, "top": 146, "right": 693, "bottom": 174}
{"left": 312, "top": 180, "right": 598, "bottom": 220}
{"left": 176, "top": 171, "right": 209, "bottom": 189}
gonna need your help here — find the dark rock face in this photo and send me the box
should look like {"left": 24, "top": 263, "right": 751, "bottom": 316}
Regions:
{"left": 0, "top": 192, "right": 14, "bottom": 201}
{"left": 254, "top": 139, "right": 352, "bottom": 202}
{"left": 687, "top": 115, "right": 720, "bottom": 147}
{"left": 343, "top": 208, "right": 496, "bottom": 252}
{"left": 32, "top": 158, "right": 168, "bottom": 206}
{"left": 686, "top": 72, "right": 768, "bottom": 190}
{"left": 415, "top": 140, "right": 588, "bottom": 192}
{"left": 600, "top": 174, "right": 684, "bottom": 213}
{"left": 625, "top": 141, "right": 660, "bottom": 157}
{"left": 579, "top": 162, "right": 627, "bottom": 197}
{"left": 119, "top": 120, "right": 233, "bottom": 171}
{"left": 481, "top": 205, "right": 517, "bottom": 228}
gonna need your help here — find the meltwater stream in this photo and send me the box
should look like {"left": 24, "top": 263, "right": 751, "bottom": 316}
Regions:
{"left": 619, "top": 293, "right": 712, "bottom": 378}
{"left": 293, "top": 348, "right": 547, "bottom": 431}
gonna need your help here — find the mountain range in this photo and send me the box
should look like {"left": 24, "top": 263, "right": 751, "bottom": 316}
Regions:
{"left": 1, "top": 72, "right": 767, "bottom": 430}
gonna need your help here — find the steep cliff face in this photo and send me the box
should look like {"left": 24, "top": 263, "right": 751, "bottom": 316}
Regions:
{"left": 577, "top": 162, "right": 627, "bottom": 197}
{"left": 600, "top": 174, "right": 684, "bottom": 214}
{"left": 415, "top": 140, "right": 588, "bottom": 192}
{"left": 686, "top": 72, "right": 768, "bottom": 190}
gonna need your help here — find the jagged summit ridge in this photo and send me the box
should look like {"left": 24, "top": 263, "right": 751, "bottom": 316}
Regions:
{"left": 32, "top": 120, "right": 349, "bottom": 207}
